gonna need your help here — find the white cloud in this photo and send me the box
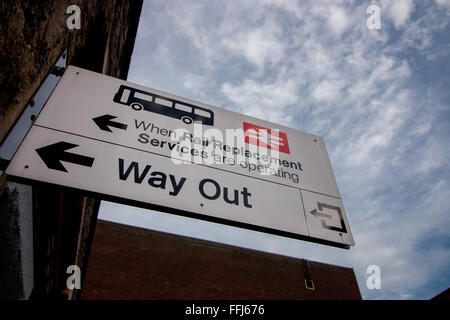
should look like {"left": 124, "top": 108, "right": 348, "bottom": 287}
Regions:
{"left": 312, "top": 79, "right": 344, "bottom": 102}
{"left": 347, "top": 58, "right": 411, "bottom": 101}
{"left": 435, "top": 0, "right": 450, "bottom": 11}
{"left": 415, "top": 138, "right": 447, "bottom": 173}
{"left": 327, "top": 5, "right": 351, "bottom": 36}
{"left": 409, "top": 120, "right": 432, "bottom": 137}
{"left": 222, "top": 20, "right": 287, "bottom": 69}
{"left": 183, "top": 73, "right": 211, "bottom": 94}
{"left": 255, "top": 0, "right": 304, "bottom": 19}
{"left": 383, "top": 0, "right": 416, "bottom": 29}
{"left": 221, "top": 77, "right": 298, "bottom": 125}
{"left": 393, "top": 4, "right": 450, "bottom": 59}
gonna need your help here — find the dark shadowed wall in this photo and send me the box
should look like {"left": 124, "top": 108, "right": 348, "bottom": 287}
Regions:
{"left": 0, "top": 0, "right": 142, "bottom": 299}
{"left": 82, "top": 220, "right": 362, "bottom": 300}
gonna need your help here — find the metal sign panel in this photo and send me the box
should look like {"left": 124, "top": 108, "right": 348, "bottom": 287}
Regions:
{"left": 6, "top": 66, "right": 354, "bottom": 248}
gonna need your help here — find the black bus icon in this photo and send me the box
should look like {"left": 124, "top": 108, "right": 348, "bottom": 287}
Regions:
{"left": 113, "top": 85, "right": 214, "bottom": 126}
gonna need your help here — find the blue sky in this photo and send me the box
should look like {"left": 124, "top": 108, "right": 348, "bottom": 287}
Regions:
{"left": 99, "top": 0, "right": 450, "bottom": 299}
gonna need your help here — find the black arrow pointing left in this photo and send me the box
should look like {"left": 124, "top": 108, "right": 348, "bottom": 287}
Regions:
{"left": 36, "top": 142, "right": 94, "bottom": 172}
{"left": 93, "top": 114, "right": 128, "bottom": 132}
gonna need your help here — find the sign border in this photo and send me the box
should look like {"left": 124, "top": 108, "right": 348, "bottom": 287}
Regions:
{"left": 5, "top": 66, "right": 354, "bottom": 249}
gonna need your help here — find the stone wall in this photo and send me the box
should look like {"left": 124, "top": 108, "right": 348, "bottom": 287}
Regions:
{"left": 0, "top": 0, "right": 142, "bottom": 143}
{"left": 0, "top": 0, "right": 142, "bottom": 299}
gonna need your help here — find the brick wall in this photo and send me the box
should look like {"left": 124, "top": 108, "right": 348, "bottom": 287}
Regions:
{"left": 82, "top": 220, "right": 361, "bottom": 300}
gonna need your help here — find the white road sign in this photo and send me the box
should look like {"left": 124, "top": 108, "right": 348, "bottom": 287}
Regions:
{"left": 6, "top": 66, "right": 354, "bottom": 248}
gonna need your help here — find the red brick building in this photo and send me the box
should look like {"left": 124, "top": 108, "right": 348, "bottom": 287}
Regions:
{"left": 82, "top": 220, "right": 361, "bottom": 299}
